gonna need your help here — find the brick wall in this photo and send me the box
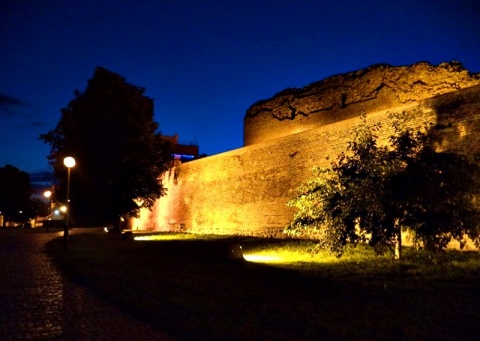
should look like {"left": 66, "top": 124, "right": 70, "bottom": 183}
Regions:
{"left": 133, "top": 84, "right": 480, "bottom": 238}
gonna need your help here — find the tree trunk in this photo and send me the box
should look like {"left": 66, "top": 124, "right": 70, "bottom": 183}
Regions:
{"left": 111, "top": 216, "right": 122, "bottom": 233}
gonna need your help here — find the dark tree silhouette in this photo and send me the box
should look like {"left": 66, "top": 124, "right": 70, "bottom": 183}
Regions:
{"left": 0, "top": 164, "right": 33, "bottom": 226}
{"left": 41, "top": 67, "right": 172, "bottom": 228}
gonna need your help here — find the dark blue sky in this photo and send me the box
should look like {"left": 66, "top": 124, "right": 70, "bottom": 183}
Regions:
{"left": 1, "top": 0, "right": 480, "bottom": 181}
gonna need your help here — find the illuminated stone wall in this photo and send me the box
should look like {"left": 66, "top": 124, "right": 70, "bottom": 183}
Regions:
{"left": 133, "top": 83, "right": 480, "bottom": 237}
{"left": 134, "top": 61, "right": 480, "bottom": 237}
{"left": 244, "top": 62, "right": 480, "bottom": 146}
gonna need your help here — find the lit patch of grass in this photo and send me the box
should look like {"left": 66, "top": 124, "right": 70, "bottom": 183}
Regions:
{"left": 241, "top": 238, "right": 392, "bottom": 267}
{"left": 133, "top": 232, "right": 231, "bottom": 241}
{"left": 243, "top": 250, "right": 303, "bottom": 263}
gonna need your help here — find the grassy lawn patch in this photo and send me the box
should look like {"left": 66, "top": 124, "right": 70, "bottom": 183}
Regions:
{"left": 45, "top": 231, "right": 480, "bottom": 340}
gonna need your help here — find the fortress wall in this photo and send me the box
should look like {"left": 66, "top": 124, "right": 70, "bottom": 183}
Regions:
{"left": 134, "top": 84, "right": 480, "bottom": 236}
{"left": 426, "top": 85, "right": 480, "bottom": 154}
{"left": 244, "top": 62, "right": 480, "bottom": 146}
{"left": 244, "top": 86, "right": 400, "bottom": 146}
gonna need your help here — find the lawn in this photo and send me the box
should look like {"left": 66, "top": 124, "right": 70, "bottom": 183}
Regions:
{"left": 45, "top": 230, "right": 480, "bottom": 340}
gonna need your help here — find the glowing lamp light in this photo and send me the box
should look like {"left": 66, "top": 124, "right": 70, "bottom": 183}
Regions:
{"left": 63, "top": 156, "right": 76, "bottom": 168}
{"left": 60, "top": 205, "right": 67, "bottom": 213}
{"left": 43, "top": 190, "right": 52, "bottom": 198}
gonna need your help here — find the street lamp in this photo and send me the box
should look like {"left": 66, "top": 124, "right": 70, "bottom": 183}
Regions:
{"left": 63, "top": 156, "right": 76, "bottom": 248}
{"left": 43, "top": 190, "right": 52, "bottom": 232}
{"left": 43, "top": 189, "right": 53, "bottom": 211}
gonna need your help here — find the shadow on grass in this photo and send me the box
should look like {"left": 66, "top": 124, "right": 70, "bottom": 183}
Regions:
{"left": 45, "top": 232, "right": 480, "bottom": 340}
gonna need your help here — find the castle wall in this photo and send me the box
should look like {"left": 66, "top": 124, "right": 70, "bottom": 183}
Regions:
{"left": 244, "top": 62, "right": 480, "bottom": 146}
{"left": 133, "top": 84, "right": 480, "bottom": 237}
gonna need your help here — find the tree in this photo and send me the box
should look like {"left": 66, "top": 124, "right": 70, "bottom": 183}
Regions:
{"left": 285, "top": 113, "right": 480, "bottom": 259}
{"left": 391, "top": 137, "right": 480, "bottom": 252}
{"left": 40, "top": 67, "right": 172, "bottom": 229}
{"left": 28, "top": 197, "right": 50, "bottom": 219}
{"left": 0, "top": 164, "right": 33, "bottom": 227}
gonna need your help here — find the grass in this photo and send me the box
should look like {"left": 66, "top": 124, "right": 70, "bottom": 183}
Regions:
{"left": 45, "top": 230, "right": 480, "bottom": 340}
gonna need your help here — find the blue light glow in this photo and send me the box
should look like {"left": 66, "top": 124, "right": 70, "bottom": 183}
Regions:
{"left": 173, "top": 154, "right": 195, "bottom": 160}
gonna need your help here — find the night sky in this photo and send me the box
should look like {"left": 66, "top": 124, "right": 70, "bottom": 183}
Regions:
{"left": 1, "top": 0, "right": 480, "bottom": 188}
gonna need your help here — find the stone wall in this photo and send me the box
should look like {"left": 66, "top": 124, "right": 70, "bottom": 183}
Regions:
{"left": 134, "top": 83, "right": 480, "bottom": 237}
{"left": 244, "top": 62, "right": 480, "bottom": 146}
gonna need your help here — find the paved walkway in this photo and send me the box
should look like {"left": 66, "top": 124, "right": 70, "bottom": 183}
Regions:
{"left": 0, "top": 228, "right": 172, "bottom": 340}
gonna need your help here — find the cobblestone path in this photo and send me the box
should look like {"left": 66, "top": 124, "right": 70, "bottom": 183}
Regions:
{"left": 0, "top": 229, "right": 172, "bottom": 340}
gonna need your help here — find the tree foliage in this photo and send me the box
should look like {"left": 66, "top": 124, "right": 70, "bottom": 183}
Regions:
{"left": 0, "top": 164, "right": 33, "bottom": 226}
{"left": 285, "top": 113, "right": 480, "bottom": 257}
{"left": 40, "top": 67, "right": 172, "bottom": 227}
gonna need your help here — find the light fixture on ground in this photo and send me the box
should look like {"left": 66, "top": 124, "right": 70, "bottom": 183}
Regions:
{"left": 63, "top": 156, "right": 76, "bottom": 249}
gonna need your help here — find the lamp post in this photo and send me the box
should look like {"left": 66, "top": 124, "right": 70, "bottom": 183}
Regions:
{"left": 63, "top": 156, "right": 76, "bottom": 249}
{"left": 43, "top": 190, "right": 52, "bottom": 232}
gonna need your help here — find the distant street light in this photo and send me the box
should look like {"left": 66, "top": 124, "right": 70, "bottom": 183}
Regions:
{"left": 43, "top": 189, "right": 53, "bottom": 211}
{"left": 43, "top": 190, "right": 52, "bottom": 232}
{"left": 63, "top": 156, "right": 76, "bottom": 249}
